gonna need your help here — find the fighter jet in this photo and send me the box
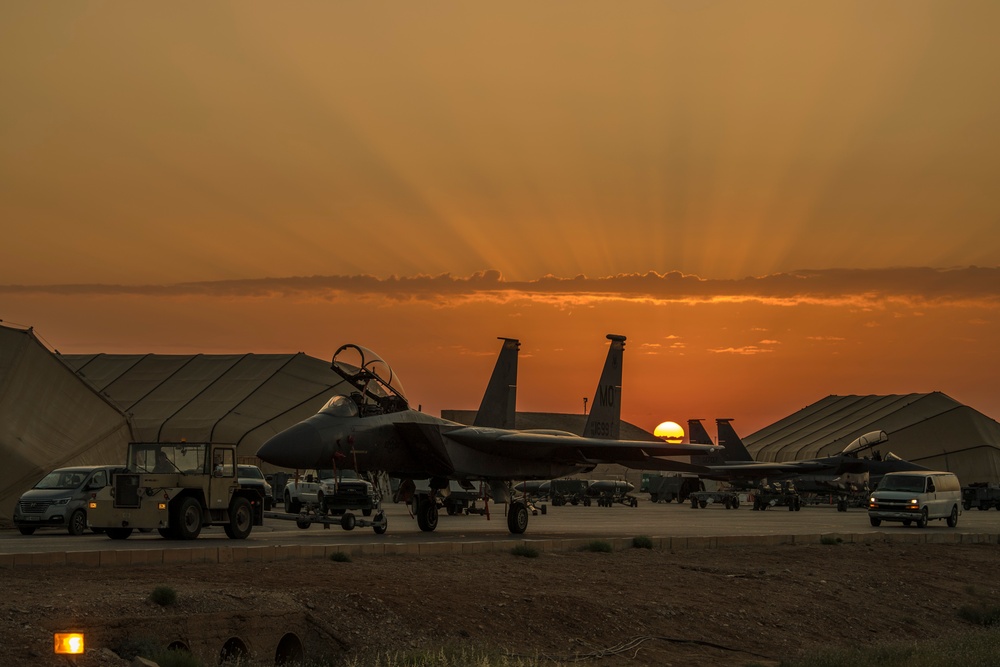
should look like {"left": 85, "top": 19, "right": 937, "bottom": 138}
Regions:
{"left": 688, "top": 419, "right": 927, "bottom": 501}
{"left": 256, "top": 335, "right": 722, "bottom": 534}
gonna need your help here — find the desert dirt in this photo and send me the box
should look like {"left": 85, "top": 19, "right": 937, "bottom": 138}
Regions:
{"left": 3, "top": 540, "right": 999, "bottom": 667}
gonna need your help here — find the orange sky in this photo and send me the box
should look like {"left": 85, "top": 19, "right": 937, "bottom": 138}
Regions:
{"left": 2, "top": 3, "right": 999, "bottom": 438}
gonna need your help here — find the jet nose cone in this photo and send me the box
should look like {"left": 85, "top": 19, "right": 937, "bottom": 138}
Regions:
{"left": 256, "top": 421, "right": 324, "bottom": 469}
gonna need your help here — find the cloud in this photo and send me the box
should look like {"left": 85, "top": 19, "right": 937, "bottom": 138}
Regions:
{"left": 708, "top": 346, "right": 774, "bottom": 355}
{"left": 2, "top": 267, "right": 999, "bottom": 308}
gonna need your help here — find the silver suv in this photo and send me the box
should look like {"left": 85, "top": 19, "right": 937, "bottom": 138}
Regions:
{"left": 13, "top": 465, "right": 124, "bottom": 535}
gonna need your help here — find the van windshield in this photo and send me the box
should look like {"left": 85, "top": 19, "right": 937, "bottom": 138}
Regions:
{"left": 877, "top": 476, "right": 925, "bottom": 493}
{"left": 34, "top": 470, "right": 87, "bottom": 490}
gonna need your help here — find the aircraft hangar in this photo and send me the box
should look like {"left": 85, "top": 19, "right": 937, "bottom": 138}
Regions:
{"left": 0, "top": 322, "right": 349, "bottom": 525}
{"left": 4, "top": 320, "right": 1000, "bottom": 525}
{"left": 743, "top": 393, "right": 1000, "bottom": 485}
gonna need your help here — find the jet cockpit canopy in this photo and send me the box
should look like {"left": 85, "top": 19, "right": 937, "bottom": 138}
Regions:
{"left": 841, "top": 430, "right": 889, "bottom": 458}
{"left": 331, "top": 344, "right": 409, "bottom": 414}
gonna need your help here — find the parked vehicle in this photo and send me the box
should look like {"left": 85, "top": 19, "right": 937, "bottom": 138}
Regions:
{"left": 13, "top": 465, "right": 125, "bottom": 535}
{"left": 89, "top": 442, "right": 264, "bottom": 540}
{"left": 237, "top": 464, "right": 274, "bottom": 510}
{"left": 284, "top": 469, "right": 378, "bottom": 517}
{"left": 868, "top": 471, "right": 962, "bottom": 528}
{"left": 961, "top": 482, "right": 1000, "bottom": 511}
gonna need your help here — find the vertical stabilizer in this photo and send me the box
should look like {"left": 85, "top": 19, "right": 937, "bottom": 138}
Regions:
{"left": 715, "top": 418, "right": 754, "bottom": 462}
{"left": 473, "top": 338, "right": 519, "bottom": 429}
{"left": 689, "top": 419, "right": 728, "bottom": 466}
{"left": 583, "top": 334, "right": 625, "bottom": 440}
{"left": 687, "top": 419, "right": 714, "bottom": 444}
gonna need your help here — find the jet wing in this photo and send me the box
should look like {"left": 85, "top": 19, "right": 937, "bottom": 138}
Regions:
{"left": 701, "top": 460, "right": 835, "bottom": 480}
{"left": 443, "top": 427, "right": 719, "bottom": 471}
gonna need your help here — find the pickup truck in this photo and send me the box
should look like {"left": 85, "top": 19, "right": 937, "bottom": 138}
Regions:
{"left": 283, "top": 469, "right": 377, "bottom": 516}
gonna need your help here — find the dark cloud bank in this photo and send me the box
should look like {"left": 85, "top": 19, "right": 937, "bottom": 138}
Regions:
{"left": 3, "top": 267, "right": 998, "bottom": 306}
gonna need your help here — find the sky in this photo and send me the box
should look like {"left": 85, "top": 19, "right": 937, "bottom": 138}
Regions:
{"left": 2, "top": 2, "right": 999, "bottom": 438}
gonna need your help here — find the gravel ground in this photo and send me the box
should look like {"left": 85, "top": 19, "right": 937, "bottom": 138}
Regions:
{"left": 3, "top": 541, "right": 998, "bottom": 666}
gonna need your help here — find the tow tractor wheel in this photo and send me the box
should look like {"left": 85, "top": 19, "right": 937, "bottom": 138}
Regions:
{"left": 106, "top": 527, "right": 133, "bottom": 540}
{"left": 507, "top": 500, "right": 529, "bottom": 534}
{"left": 341, "top": 512, "right": 356, "bottom": 531}
{"left": 224, "top": 497, "right": 253, "bottom": 540}
{"left": 175, "top": 497, "right": 203, "bottom": 540}
{"left": 158, "top": 527, "right": 175, "bottom": 539}
{"left": 416, "top": 496, "right": 439, "bottom": 532}
{"left": 372, "top": 510, "right": 388, "bottom": 535}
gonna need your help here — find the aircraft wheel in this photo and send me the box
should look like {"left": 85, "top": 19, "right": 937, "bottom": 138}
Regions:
{"left": 67, "top": 509, "right": 87, "bottom": 536}
{"left": 699, "top": 501, "right": 707, "bottom": 509}
{"left": 175, "top": 497, "right": 203, "bottom": 540}
{"left": 416, "top": 497, "right": 438, "bottom": 532}
{"left": 372, "top": 510, "right": 388, "bottom": 535}
{"left": 106, "top": 527, "right": 133, "bottom": 540}
{"left": 869, "top": 516, "right": 881, "bottom": 527}
{"left": 947, "top": 505, "right": 959, "bottom": 528}
{"left": 507, "top": 501, "right": 529, "bottom": 534}
{"left": 341, "top": 512, "right": 356, "bottom": 531}
{"left": 224, "top": 497, "right": 253, "bottom": 539}
{"left": 916, "top": 508, "right": 928, "bottom": 529}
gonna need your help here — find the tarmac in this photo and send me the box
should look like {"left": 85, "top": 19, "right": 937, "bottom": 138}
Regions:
{"left": 3, "top": 499, "right": 999, "bottom": 568}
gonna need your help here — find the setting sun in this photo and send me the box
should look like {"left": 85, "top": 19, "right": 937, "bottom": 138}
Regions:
{"left": 654, "top": 421, "right": 685, "bottom": 443}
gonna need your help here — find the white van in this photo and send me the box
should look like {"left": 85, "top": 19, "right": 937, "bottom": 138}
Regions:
{"left": 868, "top": 471, "right": 962, "bottom": 528}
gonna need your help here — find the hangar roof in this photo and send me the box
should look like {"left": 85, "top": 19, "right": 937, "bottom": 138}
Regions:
{"left": 744, "top": 393, "right": 1000, "bottom": 484}
{"left": 60, "top": 352, "right": 350, "bottom": 449}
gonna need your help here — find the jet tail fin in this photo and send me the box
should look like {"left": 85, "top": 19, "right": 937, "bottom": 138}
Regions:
{"left": 687, "top": 419, "right": 714, "bottom": 444}
{"left": 715, "top": 419, "right": 754, "bottom": 462}
{"left": 583, "top": 334, "right": 625, "bottom": 440}
{"left": 473, "top": 338, "right": 519, "bottom": 429}
{"left": 689, "top": 419, "right": 728, "bottom": 466}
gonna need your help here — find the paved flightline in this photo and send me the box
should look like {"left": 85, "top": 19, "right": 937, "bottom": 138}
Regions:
{"left": 2, "top": 500, "right": 998, "bottom": 567}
